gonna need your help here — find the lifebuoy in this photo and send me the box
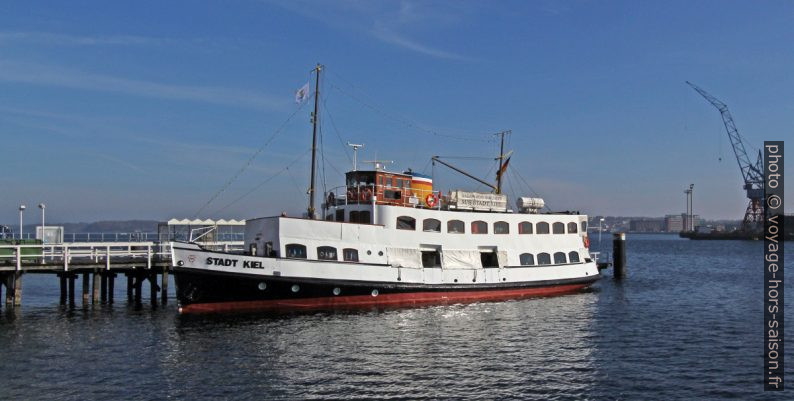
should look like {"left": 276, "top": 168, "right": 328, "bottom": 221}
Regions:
{"left": 360, "top": 188, "right": 373, "bottom": 201}
{"left": 583, "top": 236, "right": 590, "bottom": 248}
{"left": 426, "top": 193, "right": 437, "bottom": 208}
{"left": 347, "top": 190, "right": 354, "bottom": 200}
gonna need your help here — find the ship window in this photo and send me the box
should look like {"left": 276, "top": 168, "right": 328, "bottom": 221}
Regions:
{"left": 569, "top": 251, "right": 580, "bottom": 263}
{"left": 471, "top": 221, "right": 488, "bottom": 234}
{"left": 494, "top": 221, "right": 509, "bottom": 234}
{"left": 552, "top": 222, "right": 565, "bottom": 234}
{"left": 537, "top": 222, "right": 550, "bottom": 234}
{"left": 480, "top": 252, "right": 499, "bottom": 267}
{"left": 568, "top": 222, "right": 578, "bottom": 234}
{"left": 350, "top": 211, "right": 359, "bottom": 223}
{"left": 317, "top": 246, "right": 338, "bottom": 261}
{"left": 378, "top": 176, "right": 384, "bottom": 186}
{"left": 447, "top": 220, "right": 465, "bottom": 234}
{"left": 537, "top": 252, "right": 551, "bottom": 265}
{"left": 325, "top": 214, "right": 333, "bottom": 221}
{"left": 359, "top": 211, "right": 371, "bottom": 224}
{"left": 285, "top": 244, "right": 307, "bottom": 259}
{"left": 343, "top": 248, "right": 359, "bottom": 262}
{"left": 423, "top": 218, "right": 441, "bottom": 232}
{"left": 384, "top": 190, "right": 402, "bottom": 200}
{"left": 519, "top": 221, "right": 533, "bottom": 234}
{"left": 397, "top": 216, "right": 416, "bottom": 230}
{"left": 397, "top": 179, "right": 403, "bottom": 188}
{"left": 336, "top": 209, "right": 344, "bottom": 222}
{"left": 554, "top": 252, "right": 567, "bottom": 264}
{"left": 421, "top": 251, "right": 441, "bottom": 267}
{"left": 519, "top": 253, "right": 535, "bottom": 266}
{"left": 581, "top": 221, "right": 587, "bottom": 232}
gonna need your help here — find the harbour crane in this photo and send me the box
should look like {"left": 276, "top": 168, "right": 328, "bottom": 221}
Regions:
{"left": 686, "top": 81, "right": 764, "bottom": 231}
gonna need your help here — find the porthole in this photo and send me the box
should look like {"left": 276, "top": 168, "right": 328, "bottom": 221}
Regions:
{"left": 367, "top": 250, "right": 372, "bottom": 255}
{"left": 371, "top": 289, "right": 379, "bottom": 297}
{"left": 291, "top": 284, "right": 300, "bottom": 293}
{"left": 257, "top": 282, "right": 267, "bottom": 291}
{"left": 502, "top": 278, "right": 506, "bottom": 281}
{"left": 333, "top": 287, "right": 341, "bottom": 295}
{"left": 378, "top": 251, "right": 383, "bottom": 256}
{"left": 454, "top": 279, "right": 458, "bottom": 283}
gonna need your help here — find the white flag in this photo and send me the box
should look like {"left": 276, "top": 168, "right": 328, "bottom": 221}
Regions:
{"left": 295, "top": 82, "right": 310, "bottom": 104}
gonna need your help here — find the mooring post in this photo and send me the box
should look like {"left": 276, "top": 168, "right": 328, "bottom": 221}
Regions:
{"left": 82, "top": 273, "right": 90, "bottom": 305}
{"left": 100, "top": 272, "right": 108, "bottom": 304}
{"left": 59, "top": 273, "right": 67, "bottom": 305}
{"left": 613, "top": 232, "right": 627, "bottom": 279}
{"left": 161, "top": 267, "right": 169, "bottom": 305}
{"left": 108, "top": 273, "right": 115, "bottom": 304}
{"left": 68, "top": 274, "right": 76, "bottom": 307}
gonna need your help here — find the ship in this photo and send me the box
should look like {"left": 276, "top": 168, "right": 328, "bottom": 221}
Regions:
{"left": 170, "top": 65, "right": 600, "bottom": 314}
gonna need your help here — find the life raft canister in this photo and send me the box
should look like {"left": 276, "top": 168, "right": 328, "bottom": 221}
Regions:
{"left": 425, "top": 193, "right": 438, "bottom": 208}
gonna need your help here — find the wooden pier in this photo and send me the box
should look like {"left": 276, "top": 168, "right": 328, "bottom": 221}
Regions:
{"left": 0, "top": 241, "right": 241, "bottom": 307}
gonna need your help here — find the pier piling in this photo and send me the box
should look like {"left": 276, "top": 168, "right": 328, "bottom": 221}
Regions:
{"left": 68, "top": 274, "right": 76, "bottom": 307}
{"left": 13, "top": 272, "right": 22, "bottom": 306}
{"left": 161, "top": 267, "right": 168, "bottom": 305}
{"left": 100, "top": 272, "right": 108, "bottom": 304}
{"left": 59, "top": 273, "right": 67, "bottom": 305}
{"left": 149, "top": 271, "right": 158, "bottom": 305}
{"left": 5, "top": 273, "right": 14, "bottom": 307}
{"left": 108, "top": 273, "right": 115, "bottom": 304}
{"left": 613, "top": 233, "right": 627, "bottom": 279}
{"left": 92, "top": 271, "right": 100, "bottom": 304}
{"left": 82, "top": 273, "right": 90, "bottom": 305}
{"left": 126, "top": 273, "right": 133, "bottom": 301}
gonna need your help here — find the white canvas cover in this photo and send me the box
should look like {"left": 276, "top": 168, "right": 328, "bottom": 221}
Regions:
{"left": 497, "top": 251, "right": 508, "bottom": 267}
{"left": 387, "top": 247, "right": 422, "bottom": 268}
{"left": 442, "top": 250, "right": 482, "bottom": 269}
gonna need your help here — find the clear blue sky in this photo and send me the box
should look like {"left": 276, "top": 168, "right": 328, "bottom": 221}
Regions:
{"left": 1, "top": 0, "right": 792, "bottom": 225}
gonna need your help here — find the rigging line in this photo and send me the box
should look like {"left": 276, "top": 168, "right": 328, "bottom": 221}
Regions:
{"left": 285, "top": 164, "right": 306, "bottom": 200}
{"left": 192, "top": 100, "right": 309, "bottom": 218}
{"left": 325, "top": 74, "right": 491, "bottom": 143}
{"left": 321, "top": 97, "right": 353, "bottom": 164}
{"left": 511, "top": 167, "right": 551, "bottom": 211}
{"left": 433, "top": 156, "right": 494, "bottom": 160}
{"left": 419, "top": 158, "right": 432, "bottom": 175}
{"left": 331, "top": 82, "right": 490, "bottom": 143}
{"left": 319, "top": 115, "right": 328, "bottom": 200}
{"left": 211, "top": 149, "right": 312, "bottom": 216}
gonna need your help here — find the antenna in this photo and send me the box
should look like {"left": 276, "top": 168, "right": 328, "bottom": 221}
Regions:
{"left": 347, "top": 142, "right": 364, "bottom": 171}
{"left": 362, "top": 160, "right": 393, "bottom": 171}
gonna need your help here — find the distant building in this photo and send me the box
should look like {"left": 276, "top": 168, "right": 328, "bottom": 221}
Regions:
{"left": 665, "top": 214, "right": 684, "bottom": 232}
{"left": 665, "top": 213, "right": 701, "bottom": 232}
{"left": 629, "top": 219, "right": 664, "bottom": 232}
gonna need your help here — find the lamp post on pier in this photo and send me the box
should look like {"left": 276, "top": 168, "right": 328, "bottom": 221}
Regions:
{"left": 599, "top": 218, "right": 605, "bottom": 247}
{"left": 18, "top": 204, "right": 26, "bottom": 240}
{"left": 38, "top": 203, "right": 45, "bottom": 243}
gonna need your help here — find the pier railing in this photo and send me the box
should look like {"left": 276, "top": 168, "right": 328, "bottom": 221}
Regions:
{"left": 0, "top": 241, "right": 244, "bottom": 272}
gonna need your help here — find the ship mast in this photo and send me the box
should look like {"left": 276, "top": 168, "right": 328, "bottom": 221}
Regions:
{"left": 495, "top": 130, "right": 510, "bottom": 194}
{"left": 307, "top": 63, "right": 322, "bottom": 219}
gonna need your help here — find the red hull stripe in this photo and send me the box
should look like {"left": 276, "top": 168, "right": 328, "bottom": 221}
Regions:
{"left": 179, "top": 283, "right": 591, "bottom": 314}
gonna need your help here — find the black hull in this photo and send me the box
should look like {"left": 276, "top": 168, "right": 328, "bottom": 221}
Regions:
{"left": 174, "top": 268, "right": 600, "bottom": 314}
